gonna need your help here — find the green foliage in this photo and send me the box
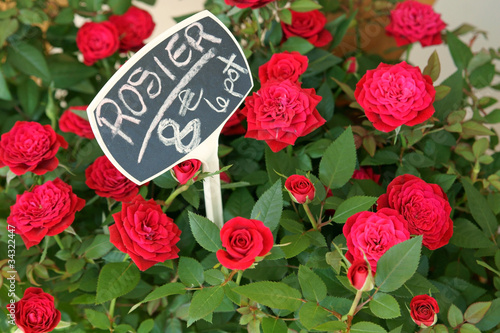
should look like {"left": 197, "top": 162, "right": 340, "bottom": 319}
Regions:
{"left": 234, "top": 282, "right": 302, "bottom": 311}
{"left": 95, "top": 262, "right": 140, "bottom": 304}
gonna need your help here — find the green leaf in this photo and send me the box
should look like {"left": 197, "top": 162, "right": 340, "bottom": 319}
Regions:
{"left": 314, "top": 321, "right": 347, "bottom": 331}
{"left": 7, "top": 42, "right": 50, "bottom": 81}
{"left": 224, "top": 187, "right": 255, "bottom": 220}
{"left": 181, "top": 186, "right": 200, "bottom": 209}
{"left": 205, "top": 269, "right": 225, "bottom": 286}
{"left": 319, "top": 127, "right": 356, "bottom": 190}
{"left": 331, "top": 77, "right": 355, "bottom": 100}
{"left": 188, "top": 286, "right": 224, "bottom": 323}
{"left": 332, "top": 196, "right": 378, "bottom": 224}
{"left": 108, "top": 0, "right": 132, "bottom": 14}
{"left": 0, "top": 69, "right": 12, "bottom": 101}
{"left": 137, "top": 319, "right": 154, "bottom": 333}
{"left": 85, "top": 309, "right": 110, "bottom": 330}
{"left": 85, "top": 234, "right": 114, "bottom": 259}
{"left": 233, "top": 281, "right": 302, "bottom": 311}
{"left": 328, "top": 10, "right": 357, "bottom": 49}
{"left": 375, "top": 236, "right": 422, "bottom": 292}
{"left": 350, "top": 321, "right": 387, "bottom": 333}
{"left": 0, "top": 19, "right": 18, "bottom": 50}
{"left": 423, "top": 50, "right": 441, "bottom": 82}
{"left": 461, "top": 121, "right": 495, "bottom": 137}
{"left": 178, "top": 257, "right": 204, "bottom": 287}
{"left": 281, "top": 37, "right": 314, "bottom": 54}
{"left": 18, "top": 8, "right": 48, "bottom": 25}
{"left": 461, "top": 178, "right": 498, "bottom": 240}
{"left": 188, "top": 212, "right": 221, "bottom": 253}
{"left": 369, "top": 293, "right": 401, "bottom": 319}
{"left": 428, "top": 174, "right": 456, "bottom": 193}
{"left": 448, "top": 303, "right": 464, "bottom": 328}
{"left": 130, "top": 282, "right": 186, "bottom": 313}
{"left": 450, "top": 218, "right": 494, "bottom": 249}
{"left": 95, "top": 262, "right": 140, "bottom": 304}
{"left": 485, "top": 109, "right": 500, "bottom": 124}
{"left": 17, "top": 78, "right": 40, "bottom": 115}
{"left": 281, "top": 233, "right": 311, "bottom": 258}
{"left": 251, "top": 179, "right": 283, "bottom": 232}
{"left": 299, "top": 302, "right": 340, "bottom": 330}
{"left": 447, "top": 31, "right": 473, "bottom": 70}
{"left": 459, "top": 323, "right": 481, "bottom": 333}
{"left": 290, "top": 0, "right": 322, "bottom": 12}
{"left": 470, "top": 63, "right": 495, "bottom": 89}
{"left": 261, "top": 317, "right": 288, "bottom": 333}
{"left": 317, "top": 81, "right": 335, "bottom": 121}
{"left": 278, "top": 9, "right": 292, "bottom": 25}
{"left": 434, "top": 85, "right": 451, "bottom": 101}
{"left": 464, "top": 301, "right": 492, "bottom": 324}
{"left": 433, "top": 71, "right": 463, "bottom": 121}
{"left": 280, "top": 218, "right": 304, "bottom": 233}
{"left": 48, "top": 54, "right": 99, "bottom": 89}
{"left": 298, "top": 265, "right": 327, "bottom": 302}
{"left": 65, "top": 258, "right": 85, "bottom": 275}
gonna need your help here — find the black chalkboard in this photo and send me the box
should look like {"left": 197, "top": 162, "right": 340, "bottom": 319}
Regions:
{"left": 87, "top": 11, "right": 253, "bottom": 185}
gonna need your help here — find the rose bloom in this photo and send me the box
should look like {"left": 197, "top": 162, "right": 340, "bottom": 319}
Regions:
{"left": 386, "top": 0, "right": 446, "bottom": 47}
{"left": 410, "top": 295, "right": 439, "bottom": 328}
{"left": 216, "top": 217, "right": 274, "bottom": 270}
{"left": 259, "top": 51, "right": 309, "bottom": 84}
{"left": 354, "top": 61, "right": 436, "bottom": 132}
{"left": 281, "top": 10, "right": 333, "bottom": 47}
{"left": 59, "top": 105, "right": 94, "bottom": 139}
{"left": 242, "top": 79, "right": 325, "bottom": 152}
{"left": 7, "top": 178, "right": 85, "bottom": 249}
{"left": 285, "top": 174, "right": 315, "bottom": 204}
{"left": 347, "top": 259, "right": 374, "bottom": 291}
{"left": 352, "top": 166, "right": 381, "bottom": 184}
{"left": 85, "top": 155, "right": 141, "bottom": 202}
{"left": 224, "top": 0, "right": 275, "bottom": 9}
{"left": 9, "top": 287, "right": 61, "bottom": 333}
{"left": 110, "top": 195, "right": 181, "bottom": 271}
{"left": 76, "top": 21, "right": 119, "bottom": 66}
{"left": 221, "top": 110, "right": 246, "bottom": 136}
{"left": 0, "top": 121, "right": 68, "bottom": 176}
{"left": 109, "top": 6, "right": 155, "bottom": 51}
{"left": 343, "top": 208, "right": 410, "bottom": 271}
{"left": 377, "top": 174, "right": 453, "bottom": 250}
{"left": 172, "top": 159, "right": 202, "bottom": 185}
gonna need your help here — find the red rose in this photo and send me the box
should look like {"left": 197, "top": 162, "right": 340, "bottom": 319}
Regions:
{"left": 344, "top": 56, "right": 358, "bottom": 74}
{"left": 343, "top": 208, "right": 410, "bottom": 271}
{"left": 241, "top": 79, "right": 325, "bottom": 152}
{"left": 377, "top": 174, "right": 453, "bottom": 250}
{"left": 76, "top": 21, "right": 119, "bottom": 66}
{"left": 285, "top": 174, "right": 315, "bottom": 204}
{"left": 220, "top": 171, "right": 231, "bottom": 183}
{"left": 216, "top": 217, "right": 274, "bottom": 270}
{"left": 8, "top": 287, "right": 61, "bottom": 333}
{"left": 109, "top": 6, "right": 155, "bottom": 51}
{"left": 221, "top": 110, "right": 246, "bottom": 136}
{"left": 172, "top": 159, "right": 202, "bottom": 185}
{"left": 352, "top": 166, "right": 381, "bottom": 184}
{"left": 386, "top": 1, "right": 446, "bottom": 47}
{"left": 281, "top": 10, "right": 333, "bottom": 47}
{"left": 0, "top": 121, "right": 67, "bottom": 176}
{"left": 224, "top": 0, "right": 275, "bottom": 9}
{"left": 7, "top": 178, "right": 85, "bottom": 249}
{"left": 59, "top": 106, "right": 94, "bottom": 139}
{"left": 410, "top": 295, "right": 439, "bottom": 328}
{"left": 354, "top": 61, "right": 436, "bottom": 132}
{"left": 259, "top": 51, "right": 309, "bottom": 84}
{"left": 85, "top": 155, "right": 141, "bottom": 202}
{"left": 347, "top": 259, "right": 374, "bottom": 291}
{"left": 109, "top": 195, "right": 181, "bottom": 271}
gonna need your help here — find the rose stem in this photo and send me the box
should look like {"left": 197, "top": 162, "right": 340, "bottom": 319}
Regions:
{"left": 52, "top": 234, "right": 64, "bottom": 250}
{"left": 347, "top": 289, "right": 363, "bottom": 318}
{"left": 163, "top": 184, "right": 190, "bottom": 209}
{"left": 108, "top": 298, "right": 117, "bottom": 322}
{"left": 303, "top": 203, "right": 318, "bottom": 230}
{"left": 236, "top": 270, "right": 243, "bottom": 285}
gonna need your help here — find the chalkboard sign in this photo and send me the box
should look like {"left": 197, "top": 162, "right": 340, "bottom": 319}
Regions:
{"left": 87, "top": 10, "right": 253, "bottom": 186}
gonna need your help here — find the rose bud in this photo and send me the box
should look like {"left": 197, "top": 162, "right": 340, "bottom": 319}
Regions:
{"left": 172, "top": 159, "right": 202, "bottom": 185}
{"left": 285, "top": 175, "right": 315, "bottom": 204}
{"left": 347, "top": 259, "right": 374, "bottom": 292}
{"left": 410, "top": 295, "right": 439, "bottom": 328}
{"left": 344, "top": 56, "right": 358, "bottom": 74}
{"left": 9, "top": 287, "right": 61, "bottom": 333}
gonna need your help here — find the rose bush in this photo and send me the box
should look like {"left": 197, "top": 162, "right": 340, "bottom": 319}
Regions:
{"left": 1, "top": 0, "right": 500, "bottom": 332}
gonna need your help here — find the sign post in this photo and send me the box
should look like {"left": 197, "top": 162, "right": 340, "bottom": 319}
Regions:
{"left": 87, "top": 10, "right": 253, "bottom": 228}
